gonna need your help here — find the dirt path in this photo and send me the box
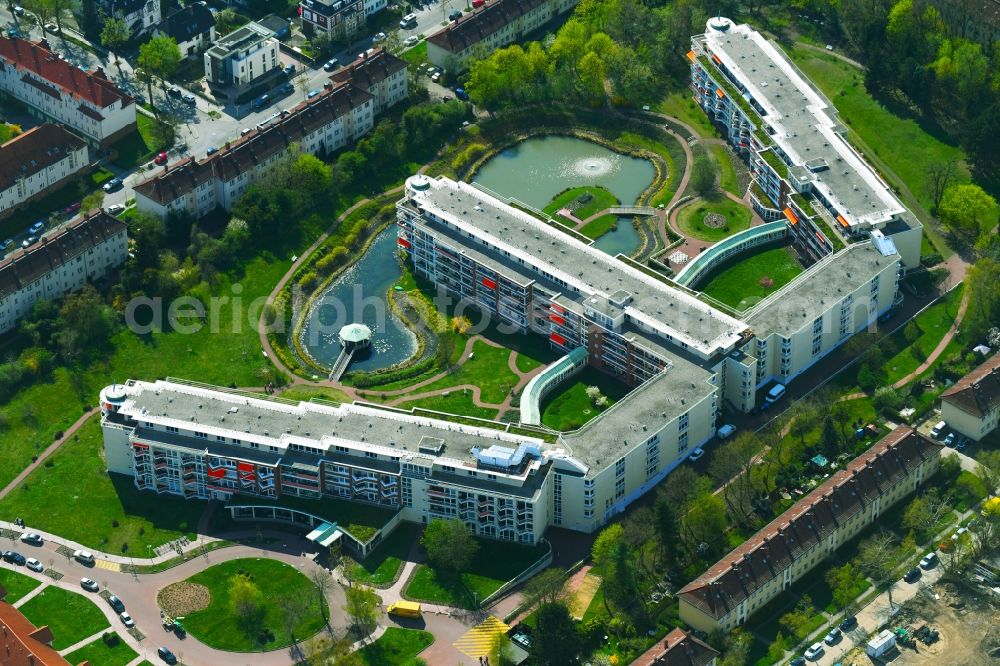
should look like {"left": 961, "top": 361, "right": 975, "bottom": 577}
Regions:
{"left": 0, "top": 407, "right": 97, "bottom": 500}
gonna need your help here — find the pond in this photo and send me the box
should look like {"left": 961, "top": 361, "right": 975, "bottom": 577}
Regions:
{"left": 592, "top": 217, "right": 641, "bottom": 257}
{"left": 300, "top": 229, "right": 417, "bottom": 373}
{"left": 473, "top": 135, "right": 656, "bottom": 212}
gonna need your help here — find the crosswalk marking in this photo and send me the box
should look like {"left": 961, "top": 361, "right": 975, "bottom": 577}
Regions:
{"left": 93, "top": 559, "right": 121, "bottom": 572}
{"left": 453, "top": 615, "right": 509, "bottom": 659}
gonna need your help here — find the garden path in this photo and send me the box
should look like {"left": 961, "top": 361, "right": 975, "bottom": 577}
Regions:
{"left": 0, "top": 406, "right": 98, "bottom": 500}
{"left": 58, "top": 628, "right": 113, "bottom": 656}
{"left": 663, "top": 191, "right": 764, "bottom": 274}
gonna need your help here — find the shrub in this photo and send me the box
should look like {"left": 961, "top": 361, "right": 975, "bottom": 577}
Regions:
{"left": 298, "top": 271, "right": 319, "bottom": 293}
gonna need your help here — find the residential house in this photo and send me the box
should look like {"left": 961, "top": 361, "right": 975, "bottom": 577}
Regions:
{"left": 254, "top": 14, "right": 291, "bottom": 40}
{"left": 97, "top": 0, "right": 161, "bottom": 35}
{"left": 631, "top": 628, "right": 720, "bottom": 666}
{"left": 299, "top": 0, "right": 366, "bottom": 41}
{"left": 330, "top": 48, "right": 407, "bottom": 112}
{"left": 205, "top": 23, "right": 280, "bottom": 96}
{"left": 0, "top": 210, "right": 128, "bottom": 335}
{"left": 425, "top": 0, "right": 580, "bottom": 71}
{"left": 0, "top": 585, "right": 71, "bottom": 666}
{"left": 363, "top": 0, "right": 387, "bottom": 17}
{"left": 0, "top": 37, "right": 137, "bottom": 146}
{"left": 677, "top": 427, "right": 942, "bottom": 634}
{"left": 0, "top": 124, "right": 88, "bottom": 219}
{"left": 155, "top": 3, "right": 216, "bottom": 60}
{"left": 941, "top": 352, "right": 1000, "bottom": 441}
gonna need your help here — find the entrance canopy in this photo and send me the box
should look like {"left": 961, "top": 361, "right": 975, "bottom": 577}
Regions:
{"left": 306, "top": 521, "right": 340, "bottom": 546}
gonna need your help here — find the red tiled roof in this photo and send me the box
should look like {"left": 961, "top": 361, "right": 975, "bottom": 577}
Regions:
{"left": 941, "top": 353, "right": 1000, "bottom": 418}
{"left": 677, "top": 427, "right": 941, "bottom": 620}
{"left": 426, "top": 0, "right": 549, "bottom": 54}
{"left": 0, "top": 123, "right": 86, "bottom": 192}
{"left": 0, "top": 586, "right": 72, "bottom": 666}
{"left": 631, "top": 628, "right": 719, "bottom": 666}
{"left": 330, "top": 48, "right": 406, "bottom": 90}
{"left": 0, "top": 36, "right": 132, "bottom": 109}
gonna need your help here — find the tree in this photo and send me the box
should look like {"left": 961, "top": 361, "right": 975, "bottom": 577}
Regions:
{"left": 692, "top": 156, "right": 716, "bottom": 196}
{"left": 100, "top": 17, "right": 131, "bottom": 78}
{"left": 137, "top": 35, "right": 182, "bottom": 99}
{"left": 421, "top": 518, "right": 478, "bottom": 571}
{"left": 22, "top": 0, "right": 52, "bottom": 31}
{"left": 310, "top": 567, "right": 334, "bottom": 623}
{"left": 789, "top": 406, "right": 821, "bottom": 445}
{"left": 57, "top": 285, "right": 115, "bottom": 361}
{"left": 81, "top": 190, "right": 104, "bottom": 213}
{"left": 965, "top": 257, "right": 1000, "bottom": 340}
{"left": 719, "top": 628, "right": 753, "bottom": 666}
{"left": 230, "top": 573, "right": 264, "bottom": 630}
{"left": 304, "top": 635, "right": 359, "bottom": 666}
{"left": 819, "top": 415, "right": 840, "bottom": 457}
{"left": 938, "top": 183, "right": 998, "bottom": 241}
{"left": 653, "top": 497, "right": 678, "bottom": 565}
{"left": 342, "top": 585, "right": 378, "bottom": 637}
{"left": 591, "top": 523, "right": 623, "bottom": 573}
{"left": 523, "top": 568, "right": 564, "bottom": 609}
{"left": 902, "top": 488, "right": 951, "bottom": 543}
{"left": 531, "top": 602, "right": 582, "bottom": 666}
{"left": 680, "top": 492, "right": 727, "bottom": 554}
{"left": 135, "top": 67, "right": 156, "bottom": 114}
{"left": 924, "top": 160, "right": 957, "bottom": 212}
{"left": 47, "top": 0, "right": 74, "bottom": 32}
{"left": 857, "top": 533, "right": 902, "bottom": 612}
{"left": 278, "top": 595, "right": 308, "bottom": 645}
{"left": 826, "top": 562, "right": 864, "bottom": 609}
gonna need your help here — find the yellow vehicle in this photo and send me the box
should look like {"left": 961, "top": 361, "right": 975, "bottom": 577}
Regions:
{"left": 387, "top": 601, "right": 422, "bottom": 618}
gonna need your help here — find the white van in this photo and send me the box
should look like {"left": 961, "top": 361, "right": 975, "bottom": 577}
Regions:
{"left": 766, "top": 384, "right": 786, "bottom": 403}
{"left": 929, "top": 420, "right": 947, "bottom": 439}
{"left": 717, "top": 424, "right": 737, "bottom": 439}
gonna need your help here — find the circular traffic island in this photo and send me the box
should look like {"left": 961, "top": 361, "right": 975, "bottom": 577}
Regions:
{"left": 171, "top": 558, "right": 329, "bottom": 652}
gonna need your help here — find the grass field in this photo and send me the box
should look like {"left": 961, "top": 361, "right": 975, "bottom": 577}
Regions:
{"left": 400, "top": 41, "right": 428, "bottom": 67}
{"left": 19, "top": 586, "right": 110, "bottom": 650}
{"left": 676, "top": 197, "right": 752, "bottom": 242}
{"left": 657, "top": 91, "right": 717, "bottom": 138}
{"left": 515, "top": 351, "right": 542, "bottom": 373}
{"left": 64, "top": 635, "right": 139, "bottom": 666}
{"left": 182, "top": 558, "right": 327, "bottom": 651}
{"left": 579, "top": 214, "right": 619, "bottom": 240}
{"left": 278, "top": 385, "right": 352, "bottom": 404}
{"left": 0, "top": 417, "right": 204, "bottom": 554}
{"left": 404, "top": 540, "right": 548, "bottom": 609}
{"left": 347, "top": 523, "right": 419, "bottom": 587}
{"left": 396, "top": 390, "right": 499, "bottom": 419}
{"left": 413, "top": 340, "right": 518, "bottom": 403}
{"left": 707, "top": 144, "right": 740, "bottom": 196}
{"left": 699, "top": 246, "right": 803, "bottom": 310}
{"left": 541, "top": 368, "right": 632, "bottom": 431}
{"left": 0, "top": 569, "right": 41, "bottom": 604}
{"left": 357, "top": 627, "right": 434, "bottom": 665}
{"left": 543, "top": 186, "right": 619, "bottom": 220}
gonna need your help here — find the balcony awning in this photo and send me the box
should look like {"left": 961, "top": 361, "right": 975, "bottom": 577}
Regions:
{"left": 783, "top": 207, "right": 798, "bottom": 225}
{"left": 836, "top": 214, "right": 849, "bottom": 228}
{"left": 686, "top": 50, "right": 696, "bottom": 62}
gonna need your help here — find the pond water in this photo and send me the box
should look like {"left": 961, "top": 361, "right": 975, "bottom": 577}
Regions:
{"left": 300, "top": 229, "right": 417, "bottom": 373}
{"left": 592, "top": 217, "right": 642, "bottom": 257}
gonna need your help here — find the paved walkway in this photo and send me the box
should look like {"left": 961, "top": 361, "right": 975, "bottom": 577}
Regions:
{"left": 12, "top": 580, "right": 49, "bottom": 608}
{"left": 59, "top": 628, "right": 113, "bottom": 656}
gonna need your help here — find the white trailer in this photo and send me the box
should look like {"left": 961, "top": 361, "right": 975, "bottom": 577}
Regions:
{"left": 866, "top": 629, "right": 896, "bottom": 658}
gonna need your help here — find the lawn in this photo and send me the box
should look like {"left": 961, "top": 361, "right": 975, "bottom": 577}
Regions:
{"left": 0, "top": 568, "right": 42, "bottom": 604}
{"left": 708, "top": 144, "right": 740, "bottom": 196}
{"left": 64, "top": 635, "right": 138, "bottom": 666}
{"left": 413, "top": 339, "right": 519, "bottom": 403}
{"left": 657, "top": 90, "right": 717, "bottom": 138}
{"left": 0, "top": 122, "right": 21, "bottom": 143}
{"left": 676, "top": 198, "right": 752, "bottom": 242}
{"left": 541, "top": 368, "right": 632, "bottom": 431}
{"left": 515, "top": 351, "right": 543, "bottom": 373}
{"left": 404, "top": 540, "right": 548, "bottom": 609}
{"left": 278, "top": 384, "right": 352, "bottom": 404}
{"left": 699, "top": 246, "right": 803, "bottom": 309}
{"left": 0, "top": 417, "right": 205, "bottom": 555}
{"left": 543, "top": 186, "right": 620, "bottom": 220}
{"left": 357, "top": 627, "right": 434, "bottom": 666}
{"left": 347, "top": 523, "right": 419, "bottom": 587}
{"left": 182, "top": 558, "right": 327, "bottom": 651}
{"left": 580, "top": 214, "right": 619, "bottom": 240}
{"left": 18, "top": 586, "right": 110, "bottom": 650}
{"left": 396, "top": 390, "right": 499, "bottom": 419}
{"left": 400, "top": 41, "right": 428, "bottom": 67}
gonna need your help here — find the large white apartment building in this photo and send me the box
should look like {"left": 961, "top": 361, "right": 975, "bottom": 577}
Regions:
{"left": 0, "top": 124, "right": 88, "bottom": 219}
{"left": 205, "top": 23, "right": 280, "bottom": 91}
{"left": 678, "top": 427, "right": 942, "bottom": 633}
{"left": 299, "top": 0, "right": 366, "bottom": 41}
{"left": 426, "top": 0, "right": 580, "bottom": 71}
{"left": 134, "top": 83, "right": 375, "bottom": 219}
{"left": 0, "top": 211, "right": 127, "bottom": 334}
{"left": 689, "top": 17, "right": 923, "bottom": 269}
{"left": 330, "top": 48, "right": 408, "bottom": 113}
{"left": 0, "top": 37, "right": 137, "bottom": 146}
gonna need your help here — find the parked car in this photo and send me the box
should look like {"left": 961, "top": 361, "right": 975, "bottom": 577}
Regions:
{"left": 399, "top": 12, "right": 417, "bottom": 28}
{"left": 404, "top": 35, "right": 419, "bottom": 46}
{"left": 240, "top": 128, "right": 252, "bottom": 136}
{"left": 839, "top": 616, "right": 857, "bottom": 631}
{"left": 323, "top": 58, "right": 339, "bottom": 71}
{"left": 920, "top": 552, "right": 938, "bottom": 569}
{"left": 454, "top": 87, "right": 469, "bottom": 101}
{"left": 448, "top": 9, "right": 462, "bottom": 19}
{"left": 168, "top": 86, "right": 181, "bottom": 97}
{"left": 431, "top": 71, "right": 442, "bottom": 82}
{"left": 2, "top": 551, "right": 24, "bottom": 565}
{"left": 283, "top": 63, "right": 295, "bottom": 75}
{"left": 930, "top": 420, "right": 947, "bottom": 439}
{"left": 903, "top": 567, "right": 921, "bottom": 583}
{"left": 472, "top": 0, "right": 484, "bottom": 7}
{"left": 824, "top": 627, "right": 842, "bottom": 645}
{"left": 103, "top": 177, "right": 123, "bottom": 193}
{"left": 717, "top": 424, "right": 737, "bottom": 439}
{"left": 158, "top": 646, "right": 178, "bottom": 664}
{"left": 28, "top": 220, "right": 45, "bottom": 234}
{"left": 689, "top": 447, "right": 705, "bottom": 462}
{"left": 943, "top": 432, "right": 956, "bottom": 447}
{"left": 43, "top": 22, "right": 58, "bottom": 33}
{"left": 73, "top": 549, "right": 95, "bottom": 563}
{"left": 62, "top": 202, "right": 80, "bottom": 215}
{"left": 951, "top": 527, "right": 968, "bottom": 541}
{"left": 956, "top": 436, "right": 968, "bottom": 451}
{"left": 790, "top": 659, "right": 805, "bottom": 666}
{"left": 108, "top": 595, "right": 125, "bottom": 613}
{"left": 120, "top": 611, "right": 135, "bottom": 628}
{"left": 803, "top": 643, "right": 824, "bottom": 660}
{"left": 252, "top": 94, "right": 269, "bottom": 110}
{"left": 307, "top": 89, "right": 321, "bottom": 99}
{"left": 106, "top": 204, "right": 126, "bottom": 215}
{"left": 278, "top": 82, "right": 294, "bottom": 95}
{"left": 80, "top": 578, "right": 99, "bottom": 592}
{"left": 21, "top": 236, "right": 38, "bottom": 248}
{"left": 182, "top": 93, "right": 196, "bottom": 105}
{"left": 373, "top": 31, "right": 387, "bottom": 42}
{"left": 154, "top": 151, "right": 168, "bottom": 166}
{"left": 20, "top": 533, "right": 42, "bottom": 546}
{"left": 0, "top": 239, "right": 12, "bottom": 250}
{"left": 25, "top": 558, "right": 42, "bottom": 572}
{"left": 13, "top": 5, "right": 25, "bottom": 16}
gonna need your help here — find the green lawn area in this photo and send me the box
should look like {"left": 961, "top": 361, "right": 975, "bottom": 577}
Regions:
{"left": 543, "top": 186, "right": 620, "bottom": 220}
{"left": 278, "top": 384, "right": 352, "bottom": 404}
{"left": 708, "top": 144, "right": 740, "bottom": 196}
{"left": 182, "top": 558, "right": 327, "bottom": 651}
{"left": 400, "top": 41, "right": 428, "bottom": 67}
{"left": 515, "top": 352, "right": 543, "bottom": 373}
{"left": 18, "top": 586, "right": 110, "bottom": 650}
{"left": 357, "top": 627, "right": 434, "bottom": 666}
{"left": 657, "top": 90, "right": 717, "bottom": 138}
{"left": 64, "top": 635, "right": 139, "bottom": 666}
{"left": 109, "top": 117, "right": 162, "bottom": 169}
{"left": 347, "top": 523, "right": 419, "bottom": 587}
{"left": 404, "top": 540, "right": 548, "bottom": 609}
{"left": 0, "top": 122, "right": 22, "bottom": 143}
{"left": 396, "top": 390, "right": 499, "bottom": 419}
{"left": 0, "top": 569, "right": 42, "bottom": 604}
{"left": 413, "top": 340, "right": 518, "bottom": 403}
{"left": 676, "top": 198, "right": 752, "bottom": 242}
{"left": 579, "top": 214, "right": 619, "bottom": 240}
{"left": 0, "top": 255, "right": 289, "bottom": 492}
{"left": 541, "top": 368, "right": 632, "bottom": 431}
{"left": 0, "top": 417, "right": 204, "bottom": 555}
{"left": 699, "top": 245, "right": 802, "bottom": 309}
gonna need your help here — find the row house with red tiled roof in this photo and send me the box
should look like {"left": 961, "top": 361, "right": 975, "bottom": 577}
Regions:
{"left": 631, "top": 628, "right": 719, "bottom": 666}
{"left": 0, "top": 124, "right": 87, "bottom": 219}
{"left": 133, "top": 83, "right": 374, "bottom": 219}
{"left": 0, "top": 585, "right": 75, "bottom": 666}
{"left": 426, "top": 0, "right": 579, "bottom": 72}
{"left": 677, "top": 427, "right": 942, "bottom": 633}
{"left": 0, "top": 210, "right": 127, "bottom": 334}
{"left": 0, "top": 37, "right": 136, "bottom": 146}
{"left": 941, "top": 352, "right": 1000, "bottom": 441}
